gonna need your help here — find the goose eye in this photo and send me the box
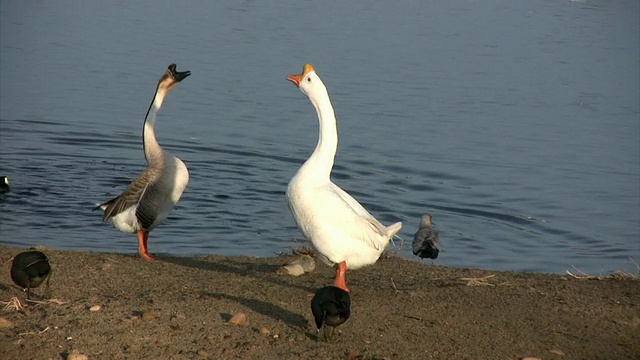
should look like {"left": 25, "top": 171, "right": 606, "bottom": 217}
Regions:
{"left": 307, "top": 77, "right": 311, "bottom": 82}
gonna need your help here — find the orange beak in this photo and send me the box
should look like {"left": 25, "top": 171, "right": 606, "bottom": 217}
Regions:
{"left": 287, "top": 73, "right": 303, "bottom": 87}
{"left": 287, "top": 64, "right": 315, "bottom": 87}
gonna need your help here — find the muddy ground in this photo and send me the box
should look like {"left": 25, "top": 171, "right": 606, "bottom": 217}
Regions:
{"left": 0, "top": 245, "right": 638, "bottom": 360}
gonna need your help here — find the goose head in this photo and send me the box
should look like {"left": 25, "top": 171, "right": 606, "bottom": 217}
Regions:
{"left": 157, "top": 63, "right": 191, "bottom": 96}
{"left": 287, "top": 64, "right": 328, "bottom": 99}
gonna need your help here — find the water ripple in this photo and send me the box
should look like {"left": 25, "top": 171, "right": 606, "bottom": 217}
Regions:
{"left": 2, "top": 0, "right": 639, "bottom": 275}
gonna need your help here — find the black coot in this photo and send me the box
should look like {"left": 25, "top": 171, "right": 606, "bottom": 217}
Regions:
{"left": 311, "top": 285, "right": 351, "bottom": 341}
{"left": 10, "top": 251, "right": 51, "bottom": 299}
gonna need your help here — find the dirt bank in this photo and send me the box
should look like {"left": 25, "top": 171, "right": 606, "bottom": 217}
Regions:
{"left": 0, "top": 246, "right": 638, "bottom": 359}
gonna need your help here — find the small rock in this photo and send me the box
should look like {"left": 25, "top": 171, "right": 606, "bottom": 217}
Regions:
{"left": 259, "top": 327, "right": 270, "bottom": 335}
{"left": 290, "top": 255, "right": 316, "bottom": 272}
{"left": 549, "top": 349, "right": 566, "bottom": 356}
{"left": 67, "top": 350, "right": 89, "bottom": 360}
{"left": 173, "top": 312, "right": 186, "bottom": 320}
{"left": 197, "top": 349, "right": 208, "bottom": 358}
{"left": 89, "top": 305, "right": 101, "bottom": 312}
{"left": 228, "top": 312, "right": 247, "bottom": 325}
{"left": 123, "top": 314, "right": 138, "bottom": 322}
{"left": 277, "top": 264, "right": 305, "bottom": 276}
{"left": 0, "top": 317, "right": 13, "bottom": 328}
{"left": 142, "top": 310, "right": 157, "bottom": 320}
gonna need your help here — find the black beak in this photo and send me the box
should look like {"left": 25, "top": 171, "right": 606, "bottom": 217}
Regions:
{"left": 168, "top": 63, "right": 191, "bottom": 82}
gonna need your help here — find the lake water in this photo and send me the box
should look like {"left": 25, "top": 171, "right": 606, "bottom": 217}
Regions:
{"left": 1, "top": 1, "right": 638, "bottom": 274}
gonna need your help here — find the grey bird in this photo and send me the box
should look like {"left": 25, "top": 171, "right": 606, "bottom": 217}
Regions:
{"left": 10, "top": 251, "right": 51, "bottom": 299}
{"left": 311, "top": 286, "right": 351, "bottom": 341}
{"left": 95, "top": 64, "right": 191, "bottom": 260}
{"left": 412, "top": 213, "right": 440, "bottom": 259}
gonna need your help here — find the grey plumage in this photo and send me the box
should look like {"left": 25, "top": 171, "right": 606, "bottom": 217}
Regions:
{"left": 97, "top": 166, "right": 162, "bottom": 230}
{"left": 94, "top": 64, "right": 191, "bottom": 261}
{"left": 412, "top": 213, "right": 440, "bottom": 259}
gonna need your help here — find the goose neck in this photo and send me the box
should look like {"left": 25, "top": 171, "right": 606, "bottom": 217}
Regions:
{"left": 305, "top": 92, "right": 338, "bottom": 178}
{"left": 143, "top": 89, "right": 166, "bottom": 163}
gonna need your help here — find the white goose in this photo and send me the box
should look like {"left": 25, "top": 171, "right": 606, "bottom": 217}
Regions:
{"left": 96, "top": 64, "right": 191, "bottom": 260}
{"left": 286, "top": 64, "right": 402, "bottom": 291}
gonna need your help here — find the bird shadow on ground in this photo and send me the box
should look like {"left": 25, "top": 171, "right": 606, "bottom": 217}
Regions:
{"left": 202, "top": 290, "right": 309, "bottom": 329}
{"left": 158, "top": 255, "right": 314, "bottom": 293}
{"left": 159, "top": 255, "right": 279, "bottom": 274}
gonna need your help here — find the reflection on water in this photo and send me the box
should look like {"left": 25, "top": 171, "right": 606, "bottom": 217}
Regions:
{"left": 1, "top": 0, "right": 638, "bottom": 274}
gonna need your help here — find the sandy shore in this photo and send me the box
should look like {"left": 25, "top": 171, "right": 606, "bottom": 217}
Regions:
{"left": 0, "top": 245, "right": 638, "bottom": 360}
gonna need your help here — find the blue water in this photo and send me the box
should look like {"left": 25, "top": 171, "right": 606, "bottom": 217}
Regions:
{"left": 1, "top": 0, "right": 638, "bottom": 274}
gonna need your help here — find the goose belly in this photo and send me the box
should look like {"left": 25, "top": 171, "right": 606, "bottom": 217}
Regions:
{"left": 110, "top": 158, "right": 189, "bottom": 233}
{"left": 312, "top": 226, "right": 387, "bottom": 270}
{"left": 169, "top": 157, "right": 189, "bottom": 204}
{"left": 286, "top": 180, "right": 386, "bottom": 270}
{"left": 145, "top": 157, "right": 189, "bottom": 230}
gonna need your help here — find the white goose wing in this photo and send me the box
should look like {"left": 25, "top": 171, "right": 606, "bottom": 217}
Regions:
{"left": 325, "top": 182, "right": 390, "bottom": 250}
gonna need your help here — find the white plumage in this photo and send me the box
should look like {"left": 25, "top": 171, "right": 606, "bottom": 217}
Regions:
{"left": 286, "top": 64, "right": 401, "bottom": 291}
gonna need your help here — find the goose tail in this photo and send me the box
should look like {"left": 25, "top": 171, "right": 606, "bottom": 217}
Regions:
{"left": 93, "top": 202, "right": 107, "bottom": 211}
{"left": 386, "top": 222, "right": 402, "bottom": 238}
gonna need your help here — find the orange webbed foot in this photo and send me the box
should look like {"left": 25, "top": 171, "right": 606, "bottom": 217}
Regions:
{"left": 137, "top": 230, "right": 154, "bottom": 260}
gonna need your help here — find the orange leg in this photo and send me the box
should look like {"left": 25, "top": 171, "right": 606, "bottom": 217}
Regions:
{"left": 333, "top": 261, "right": 349, "bottom": 292}
{"left": 136, "top": 230, "right": 154, "bottom": 260}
